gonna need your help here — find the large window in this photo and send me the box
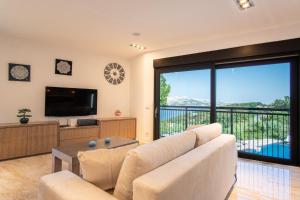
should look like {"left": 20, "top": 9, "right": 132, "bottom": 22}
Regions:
{"left": 155, "top": 58, "right": 297, "bottom": 164}
{"left": 159, "top": 69, "right": 210, "bottom": 137}
{"left": 216, "top": 62, "right": 291, "bottom": 159}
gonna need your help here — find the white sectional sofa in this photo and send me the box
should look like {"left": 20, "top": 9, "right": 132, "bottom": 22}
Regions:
{"left": 38, "top": 123, "right": 237, "bottom": 200}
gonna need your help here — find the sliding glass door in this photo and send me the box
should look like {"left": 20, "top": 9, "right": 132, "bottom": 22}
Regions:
{"left": 154, "top": 57, "right": 298, "bottom": 165}
{"left": 216, "top": 60, "right": 291, "bottom": 160}
{"left": 158, "top": 68, "right": 210, "bottom": 137}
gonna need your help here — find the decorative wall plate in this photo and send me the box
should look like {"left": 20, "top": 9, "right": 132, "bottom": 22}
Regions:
{"left": 8, "top": 63, "right": 31, "bottom": 82}
{"left": 55, "top": 59, "right": 72, "bottom": 76}
{"left": 104, "top": 63, "right": 125, "bottom": 85}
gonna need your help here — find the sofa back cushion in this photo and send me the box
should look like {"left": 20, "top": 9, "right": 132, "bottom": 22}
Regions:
{"left": 186, "top": 124, "right": 204, "bottom": 131}
{"left": 132, "top": 134, "right": 237, "bottom": 200}
{"left": 78, "top": 143, "right": 138, "bottom": 190}
{"left": 113, "top": 131, "right": 196, "bottom": 200}
{"left": 190, "top": 123, "right": 222, "bottom": 147}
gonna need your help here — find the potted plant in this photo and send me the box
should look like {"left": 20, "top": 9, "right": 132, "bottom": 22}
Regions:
{"left": 17, "top": 108, "right": 32, "bottom": 124}
{"left": 114, "top": 109, "right": 122, "bottom": 117}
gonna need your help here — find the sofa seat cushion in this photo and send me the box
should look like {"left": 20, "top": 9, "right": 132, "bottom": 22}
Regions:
{"left": 78, "top": 143, "right": 138, "bottom": 190}
{"left": 189, "top": 123, "right": 222, "bottom": 147}
{"left": 113, "top": 131, "right": 196, "bottom": 200}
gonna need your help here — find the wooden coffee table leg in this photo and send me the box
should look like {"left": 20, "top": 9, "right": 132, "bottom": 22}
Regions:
{"left": 52, "top": 156, "right": 62, "bottom": 173}
{"left": 69, "top": 158, "right": 80, "bottom": 175}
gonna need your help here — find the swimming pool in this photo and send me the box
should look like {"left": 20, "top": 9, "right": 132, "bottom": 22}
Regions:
{"left": 244, "top": 143, "right": 290, "bottom": 159}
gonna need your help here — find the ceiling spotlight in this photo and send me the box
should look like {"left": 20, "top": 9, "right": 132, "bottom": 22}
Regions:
{"left": 130, "top": 43, "right": 146, "bottom": 50}
{"left": 235, "top": 0, "right": 254, "bottom": 10}
{"left": 132, "top": 32, "right": 141, "bottom": 37}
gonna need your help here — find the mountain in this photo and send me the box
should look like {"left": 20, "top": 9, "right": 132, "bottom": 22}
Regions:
{"left": 167, "top": 96, "right": 210, "bottom": 106}
{"left": 166, "top": 96, "right": 275, "bottom": 108}
{"left": 226, "top": 102, "right": 267, "bottom": 108}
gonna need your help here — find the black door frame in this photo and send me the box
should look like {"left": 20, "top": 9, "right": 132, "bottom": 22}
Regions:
{"left": 153, "top": 38, "right": 300, "bottom": 166}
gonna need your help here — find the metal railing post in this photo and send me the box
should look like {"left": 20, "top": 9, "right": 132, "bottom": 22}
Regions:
{"left": 185, "top": 107, "right": 188, "bottom": 129}
{"left": 230, "top": 108, "right": 233, "bottom": 135}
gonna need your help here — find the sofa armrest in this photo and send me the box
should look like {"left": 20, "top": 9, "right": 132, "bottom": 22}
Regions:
{"left": 38, "top": 171, "right": 118, "bottom": 200}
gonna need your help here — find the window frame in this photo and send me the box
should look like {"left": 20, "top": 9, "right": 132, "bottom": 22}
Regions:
{"left": 153, "top": 38, "right": 300, "bottom": 166}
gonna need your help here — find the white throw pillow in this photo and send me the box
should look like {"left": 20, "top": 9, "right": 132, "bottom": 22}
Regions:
{"left": 189, "top": 123, "right": 222, "bottom": 147}
{"left": 77, "top": 143, "right": 138, "bottom": 190}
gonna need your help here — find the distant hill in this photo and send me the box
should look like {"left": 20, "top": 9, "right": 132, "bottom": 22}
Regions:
{"left": 226, "top": 102, "right": 267, "bottom": 108}
{"left": 166, "top": 96, "right": 288, "bottom": 109}
{"left": 167, "top": 97, "right": 267, "bottom": 108}
{"left": 167, "top": 96, "right": 212, "bottom": 106}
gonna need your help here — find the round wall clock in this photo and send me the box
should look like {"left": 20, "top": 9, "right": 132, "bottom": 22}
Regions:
{"left": 104, "top": 63, "right": 125, "bottom": 85}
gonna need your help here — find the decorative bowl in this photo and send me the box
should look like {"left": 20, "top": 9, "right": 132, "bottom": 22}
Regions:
{"left": 88, "top": 140, "right": 97, "bottom": 147}
{"left": 104, "top": 137, "right": 111, "bottom": 144}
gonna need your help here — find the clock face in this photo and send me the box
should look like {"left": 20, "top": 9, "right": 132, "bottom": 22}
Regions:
{"left": 104, "top": 63, "right": 125, "bottom": 85}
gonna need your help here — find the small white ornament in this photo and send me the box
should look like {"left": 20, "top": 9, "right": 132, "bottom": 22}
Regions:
{"left": 11, "top": 65, "right": 29, "bottom": 80}
{"left": 57, "top": 61, "right": 71, "bottom": 74}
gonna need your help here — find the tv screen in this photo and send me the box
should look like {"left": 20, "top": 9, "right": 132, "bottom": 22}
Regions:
{"left": 45, "top": 87, "right": 97, "bottom": 116}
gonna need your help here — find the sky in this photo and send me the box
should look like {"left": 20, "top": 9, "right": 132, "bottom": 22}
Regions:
{"left": 163, "top": 62, "right": 290, "bottom": 105}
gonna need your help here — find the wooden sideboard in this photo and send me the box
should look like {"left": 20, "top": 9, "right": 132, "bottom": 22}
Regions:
{"left": 59, "top": 117, "right": 136, "bottom": 147}
{"left": 99, "top": 117, "right": 136, "bottom": 139}
{"left": 0, "top": 121, "right": 59, "bottom": 160}
{"left": 0, "top": 117, "right": 136, "bottom": 160}
{"left": 59, "top": 125, "right": 99, "bottom": 147}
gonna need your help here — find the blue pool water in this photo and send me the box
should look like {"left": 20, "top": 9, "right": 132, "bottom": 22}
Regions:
{"left": 244, "top": 143, "right": 290, "bottom": 159}
{"left": 160, "top": 110, "right": 182, "bottom": 120}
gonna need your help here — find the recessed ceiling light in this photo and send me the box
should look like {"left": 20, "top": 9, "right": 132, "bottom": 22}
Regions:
{"left": 235, "top": 0, "right": 254, "bottom": 10}
{"left": 130, "top": 43, "right": 146, "bottom": 50}
{"left": 132, "top": 32, "right": 141, "bottom": 37}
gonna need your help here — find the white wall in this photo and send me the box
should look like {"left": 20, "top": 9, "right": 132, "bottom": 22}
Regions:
{"left": 2, "top": 22, "right": 300, "bottom": 141}
{"left": 130, "top": 22, "right": 300, "bottom": 143}
{"left": 0, "top": 35, "right": 131, "bottom": 124}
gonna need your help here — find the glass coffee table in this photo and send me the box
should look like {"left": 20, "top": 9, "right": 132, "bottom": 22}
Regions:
{"left": 52, "top": 136, "right": 138, "bottom": 175}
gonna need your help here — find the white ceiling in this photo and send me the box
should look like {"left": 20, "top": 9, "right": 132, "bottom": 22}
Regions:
{"left": 0, "top": 0, "right": 300, "bottom": 58}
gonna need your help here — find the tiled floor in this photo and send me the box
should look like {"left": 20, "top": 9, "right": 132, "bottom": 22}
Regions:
{"left": 230, "top": 159, "right": 300, "bottom": 200}
{"left": 0, "top": 155, "right": 299, "bottom": 200}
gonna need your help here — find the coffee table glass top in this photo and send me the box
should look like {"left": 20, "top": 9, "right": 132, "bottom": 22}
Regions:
{"left": 53, "top": 136, "right": 138, "bottom": 158}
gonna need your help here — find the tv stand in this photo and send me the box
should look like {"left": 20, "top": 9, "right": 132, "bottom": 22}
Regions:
{"left": 59, "top": 124, "right": 69, "bottom": 128}
{"left": 59, "top": 124, "right": 100, "bottom": 147}
{"left": 59, "top": 117, "right": 136, "bottom": 147}
{"left": 0, "top": 118, "right": 137, "bottom": 160}
{"left": 0, "top": 121, "right": 59, "bottom": 160}
{"left": 98, "top": 117, "right": 136, "bottom": 139}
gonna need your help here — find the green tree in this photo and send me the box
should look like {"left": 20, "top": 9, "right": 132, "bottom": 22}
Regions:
{"left": 160, "top": 75, "right": 171, "bottom": 106}
{"left": 271, "top": 96, "right": 290, "bottom": 109}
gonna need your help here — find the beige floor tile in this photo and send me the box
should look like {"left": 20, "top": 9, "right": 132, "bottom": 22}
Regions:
{"left": 0, "top": 155, "right": 299, "bottom": 200}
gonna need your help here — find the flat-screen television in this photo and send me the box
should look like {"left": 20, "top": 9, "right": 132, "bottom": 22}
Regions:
{"left": 45, "top": 87, "right": 97, "bottom": 116}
